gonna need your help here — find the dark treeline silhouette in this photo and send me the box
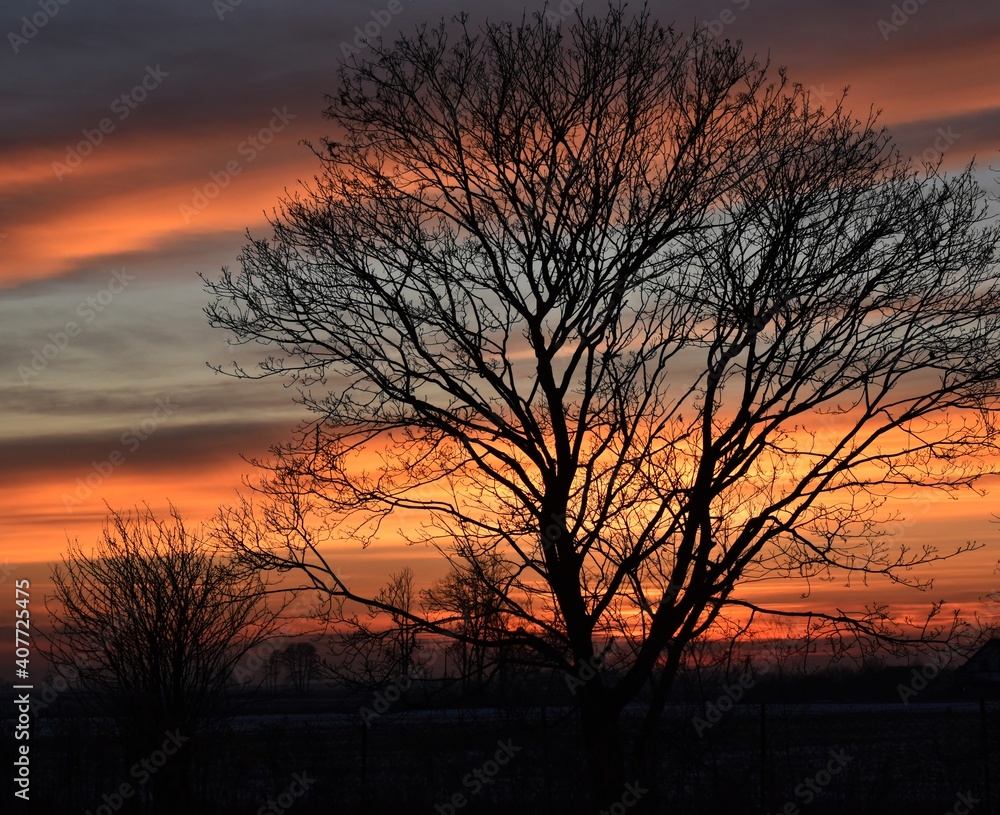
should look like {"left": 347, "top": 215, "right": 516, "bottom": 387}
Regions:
{"left": 12, "top": 611, "right": 1000, "bottom": 814}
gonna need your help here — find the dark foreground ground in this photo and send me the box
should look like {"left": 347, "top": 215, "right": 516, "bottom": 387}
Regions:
{"left": 5, "top": 693, "right": 999, "bottom": 815}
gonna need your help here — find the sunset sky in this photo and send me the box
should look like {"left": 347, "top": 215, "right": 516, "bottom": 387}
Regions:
{"left": 3, "top": 0, "right": 1000, "bottom": 639}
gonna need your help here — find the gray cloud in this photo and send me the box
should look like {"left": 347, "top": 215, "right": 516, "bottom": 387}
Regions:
{"left": 0, "top": 417, "right": 296, "bottom": 487}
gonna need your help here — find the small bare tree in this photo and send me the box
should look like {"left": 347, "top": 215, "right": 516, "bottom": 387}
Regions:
{"left": 44, "top": 505, "right": 284, "bottom": 810}
{"left": 326, "top": 568, "right": 428, "bottom": 687}
{"left": 279, "top": 643, "right": 322, "bottom": 694}
{"left": 422, "top": 552, "right": 513, "bottom": 691}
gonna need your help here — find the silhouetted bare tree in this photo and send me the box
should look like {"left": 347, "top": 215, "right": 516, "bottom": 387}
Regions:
{"left": 422, "top": 552, "right": 513, "bottom": 691}
{"left": 44, "top": 505, "right": 284, "bottom": 810}
{"left": 326, "top": 568, "right": 429, "bottom": 687}
{"left": 206, "top": 7, "right": 1000, "bottom": 806}
{"left": 278, "top": 642, "right": 322, "bottom": 694}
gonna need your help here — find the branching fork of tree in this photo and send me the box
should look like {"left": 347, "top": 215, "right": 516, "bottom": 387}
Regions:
{"left": 205, "top": 6, "right": 1000, "bottom": 808}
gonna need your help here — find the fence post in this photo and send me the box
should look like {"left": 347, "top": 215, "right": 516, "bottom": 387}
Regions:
{"left": 361, "top": 715, "right": 369, "bottom": 810}
{"left": 759, "top": 701, "right": 768, "bottom": 813}
{"left": 982, "top": 698, "right": 993, "bottom": 814}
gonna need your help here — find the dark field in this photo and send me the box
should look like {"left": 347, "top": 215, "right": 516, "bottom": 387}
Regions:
{"left": 6, "top": 691, "right": 998, "bottom": 814}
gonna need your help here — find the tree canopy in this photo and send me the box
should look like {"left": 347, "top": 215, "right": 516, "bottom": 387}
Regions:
{"left": 45, "top": 506, "right": 282, "bottom": 767}
{"left": 205, "top": 6, "right": 1000, "bottom": 806}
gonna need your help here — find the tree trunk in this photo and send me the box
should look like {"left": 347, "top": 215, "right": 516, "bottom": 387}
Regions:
{"left": 631, "top": 649, "right": 683, "bottom": 779}
{"left": 579, "top": 691, "right": 627, "bottom": 813}
{"left": 150, "top": 739, "right": 190, "bottom": 813}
